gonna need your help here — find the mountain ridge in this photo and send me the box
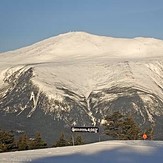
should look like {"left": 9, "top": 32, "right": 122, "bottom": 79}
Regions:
{"left": 1, "top": 32, "right": 163, "bottom": 62}
{"left": 0, "top": 32, "right": 163, "bottom": 144}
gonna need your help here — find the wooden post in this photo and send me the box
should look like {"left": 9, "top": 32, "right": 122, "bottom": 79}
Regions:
{"left": 72, "top": 133, "right": 75, "bottom": 146}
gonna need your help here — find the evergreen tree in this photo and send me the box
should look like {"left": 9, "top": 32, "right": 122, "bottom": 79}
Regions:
{"left": 120, "top": 116, "right": 142, "bottom": 140}
{"left": 54, "top": 133, "right": 68, "bottom": 147}
{"left": 103, "top": 112, "right": 142, "bottom": 140}
{"left": 0, "top": 143, "right": 7, "bottom": 152}
{"left": 17, "top": 134, "right": 29, "bottom": 151}
{"left": 75, "top": 135, "right": 84, "bottom": 145}
{"left": 29, "top": 132, "right": 47, "bottom": 149}
{"left": 0, "top": 129, "right": 15, "bottom": 152}
{"left": 67, "top": 136, "right": 73, "bottom": 146}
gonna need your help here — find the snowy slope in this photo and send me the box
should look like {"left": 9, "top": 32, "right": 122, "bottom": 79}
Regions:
{"left": 0, "top": 141, "right": 163, "bottom": 163}
{"left": 1, "top": 32, "right": 163, "bottom": 63}
{"left": 1, "top": 32, "right": 163, "bottom": 100}
{"left": 1, "top": 32, "right": 163, "bottom": 143}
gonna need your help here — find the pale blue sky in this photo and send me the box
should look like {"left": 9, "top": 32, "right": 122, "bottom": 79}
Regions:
{"left": 0, "top": 0, "right": 163, "bottom": 52}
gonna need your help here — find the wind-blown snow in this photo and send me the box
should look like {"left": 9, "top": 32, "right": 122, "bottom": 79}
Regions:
{"left": 0, "top": 141, "right": 163, "bottom": 163}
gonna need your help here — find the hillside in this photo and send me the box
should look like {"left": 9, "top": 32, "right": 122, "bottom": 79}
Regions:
{"left": 0, "top": 32, "right": 163, "bottom": 144}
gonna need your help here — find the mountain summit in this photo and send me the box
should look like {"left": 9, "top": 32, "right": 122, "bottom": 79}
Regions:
{"left": 0, "top": 32, "right": 163, "bottom": 144}
{"left": 1, "top": 32, "right": 163, "bottom": 64}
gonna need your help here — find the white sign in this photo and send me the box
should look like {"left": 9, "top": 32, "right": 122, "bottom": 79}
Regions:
{"left": 71, "top": 127, "right": 99, "bottom": 133}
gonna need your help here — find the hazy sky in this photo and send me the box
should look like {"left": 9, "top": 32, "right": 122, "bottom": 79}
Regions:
{"left": 0, "top": 0, "right": 163, "bottom": 52}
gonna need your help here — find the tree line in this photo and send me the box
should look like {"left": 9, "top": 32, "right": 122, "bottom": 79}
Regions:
{"left": 1, "top": 111, "right": 154, "bottom": 153}
{"left": 0, "top": 130, "right": 84, "bottom": 153}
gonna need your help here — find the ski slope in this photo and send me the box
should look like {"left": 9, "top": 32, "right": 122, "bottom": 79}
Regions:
{"left": 0, "top": 141, "right": 163, "bottom": 163}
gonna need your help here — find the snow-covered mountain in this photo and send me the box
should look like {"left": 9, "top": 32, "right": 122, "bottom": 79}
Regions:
{"left": 0, "top": 32, "right": 163, "bottom": 144}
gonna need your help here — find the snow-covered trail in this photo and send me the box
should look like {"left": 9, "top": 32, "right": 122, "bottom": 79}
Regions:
{"left": 1, "top": 141, "right": 163, "bottom": 163}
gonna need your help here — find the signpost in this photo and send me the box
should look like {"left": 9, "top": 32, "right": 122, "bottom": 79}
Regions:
{"left": 71, "top": 127, "right": 99, "bottom": 133}
{"left": 71, "top": 127, "right": 99, "bottom": 146}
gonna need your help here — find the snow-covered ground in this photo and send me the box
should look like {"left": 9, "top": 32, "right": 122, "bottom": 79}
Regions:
{"left": 1, "top": 141, "right": 163, "bottom": 163}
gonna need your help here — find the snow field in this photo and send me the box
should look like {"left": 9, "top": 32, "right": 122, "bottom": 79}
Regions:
{"left": 0, "top": 140, "right": 163, "bottom": 163}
